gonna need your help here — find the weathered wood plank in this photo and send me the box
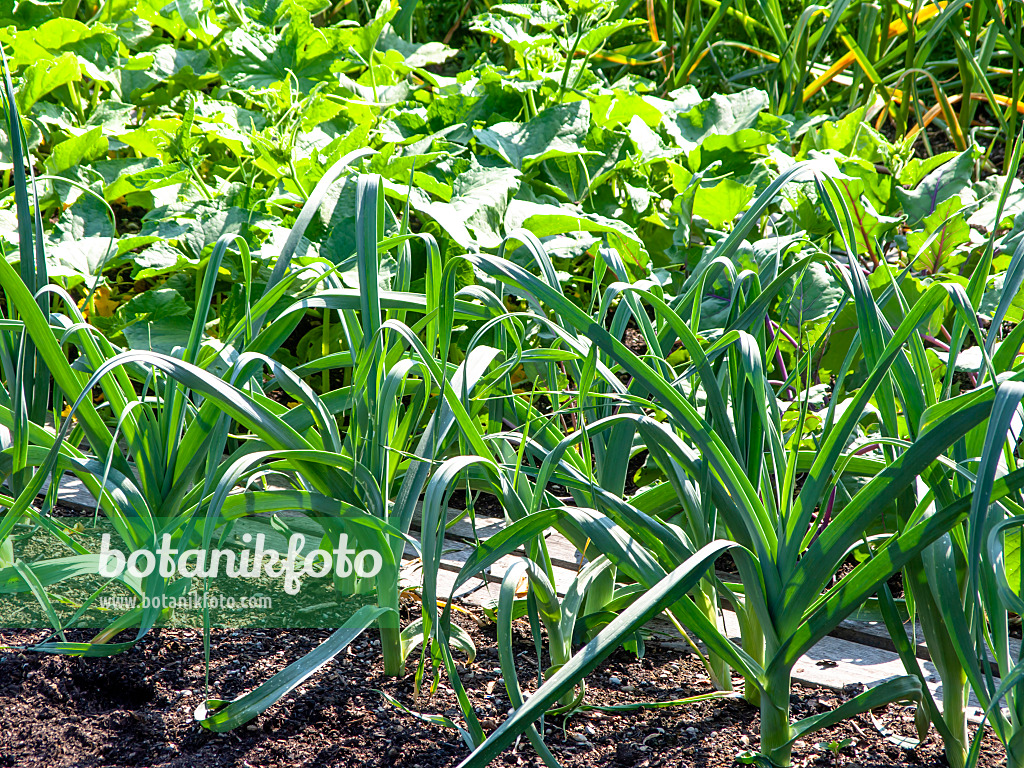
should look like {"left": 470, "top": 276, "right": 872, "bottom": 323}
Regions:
{"left": 407, "top": 504, "right": 583, "bottom": 572}
{"left": 651, "top": 610, "right": 992, "bottom": 722}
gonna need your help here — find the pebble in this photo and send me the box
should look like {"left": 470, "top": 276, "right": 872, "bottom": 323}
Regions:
{"left": 608, "top": 676, "right": 622, "bottom": 685}
{"left": 585, "top": 725, "right": 596, "bottom": 737}
{"left": 685, "top": 727, "right": 698, "bottom": 738}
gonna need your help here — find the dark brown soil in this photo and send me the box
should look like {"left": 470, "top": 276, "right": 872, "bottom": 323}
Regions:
{"left": 622, "top": 326, "right": 648, "bottom": 356}
{"left": 0, "top": 601, "right": 1006, "bottom": 768}
{"left": 446, "top": 489, "right": 506, "bottom": 519}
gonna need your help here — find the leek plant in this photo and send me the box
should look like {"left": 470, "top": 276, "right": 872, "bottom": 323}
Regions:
{"left": 0, "top": 150, "right": 383, "bottom": 650}
{"left": 421, "top": 448, "right": 737, "bottom": 759}
{"left": 853, "top": 137, "right": 1024, "bottom": 768}
{"left": 389, "top": 233, "right": 727, "bottom": 749}
{"left": 0, "top": 47, "right": 51, "bottom": 571}
{"left": 436, "top": 165, "right": 1024, "bottom": 766}
{"left": 0, "top": 149, "right": 509, "bottom": 728}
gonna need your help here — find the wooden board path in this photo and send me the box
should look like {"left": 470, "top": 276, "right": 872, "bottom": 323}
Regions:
{"left": 41, "top": 472, "right": 996, "bottom": 719}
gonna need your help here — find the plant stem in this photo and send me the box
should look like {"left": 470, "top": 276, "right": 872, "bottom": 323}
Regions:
{"left": 737, "top": 604, "right": 763, "bottom": 707}
{"left": 1007, "top": 738, "right": 1024, "bottom": 768}
{"left": 692, "top": 581, "right": 733, "bottom": 692}
{"left": 378, "top": 562, "right": 404, "bottom": 676}
{"left": 762, "top": 668, "right": 794, "bottom": 765}
{"left": 942, "top": 676, "right": 969, "bottom": 768}
{"left": 379, "top": 623, "right": 404, "bottom": 676}
{"left": 66, "top": 83, "right": 85, "bottom": 123}
{"left": 322, "top": 309, "right": 331, "bottom": 394}
{"left": 905, "top": 560, "right": 969, "bottom": 768}
{"left": 557, "top": 17, "right": 586, "bottom": 103}
{"left": 583, "top": 564, "right": 616, "bottom": 615}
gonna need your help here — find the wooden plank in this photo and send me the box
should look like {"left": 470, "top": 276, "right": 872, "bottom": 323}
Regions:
{"left": 834, "top": 615, "right": 1023, "bottom": 672}
{"left": 459, "top": 581, "right": 503, "bottom": 609}
{"left": 651, "top": 610, "right": 992, "bottom": 722}
{"left": 400, "top": 558, "right": 486, "bottom": 601}
{"left": 33, "top": 473, "right": 98, "bottom": 511}
{"left": 408, "top": 504, "right": 583, "bottom": 572}
{"left": 398, "top": 538, "right": 578, "bottom": 596}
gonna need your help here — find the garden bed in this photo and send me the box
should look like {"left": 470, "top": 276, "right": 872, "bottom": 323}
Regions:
{"left": 0, "top": 601, "right": 1003, "bottom": 768}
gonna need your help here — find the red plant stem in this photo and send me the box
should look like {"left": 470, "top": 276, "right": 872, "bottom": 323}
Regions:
{"left": 765, "top": 317, "right": 788, "bottom": 380}
{"left": 769, "top": 317, "right": 813, "bottom": 386}
{"left": 767, "top": 380, "right": 797, "bottom": 399}
{"left": 921, "top": 335, "right": 978, "bottom": 387}
{"left": 920, "top": 334, "right": 950, "bottom": 352}
{"left": 811, "top": 485, "right": 838, "bottom": 543}
{"left": 770, "top": 319, "right": 800, "bottom": 350}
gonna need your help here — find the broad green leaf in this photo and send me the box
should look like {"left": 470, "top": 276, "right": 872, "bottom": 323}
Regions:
{"left": 114, "top": 288, "right": 192, "bottom": 329}
{"left": 779, "top": 259, "right": 845, "bottom": 325}
{"left": 93, "top": 158, "right": 188, "bottom": 201}
{"left": 474, "top": 101, "right": 594, "bottom": 169}
{"left": 693, "top": 178, "right": 754, "bottom": 228}
{"left": 120, "top": 44, "right": 211, "bottom": 98}
{"left": 378, "top": 32, "right": 457, "bottom": 69}
{"left": 665, "top": 88, "right": 770, "bottom": 151}
{"left": 45, "top": 126, "right": 107, "bottom": 174}
{"left": 44, "top": 237, "right": 118, "bottom": 288}
{"left": 15, "top": 51, "right": 80, "bottom": 112}
{"left": 906, "top": 196, "right": 972, "bottom": 274}
{"left": 221, "top": 7, "right": 394, "bottom": 91}
{"left": 132, "top": 242, "right": 198, "bottom": 279}
{"left": 469, "top": 13, "right": 557, "bottom": 60}
{"left": 413, "top": 161, "right": 522, "bottom": 249}
{"left": 895, "top": 147, "right": 977, "bottom": 227}
{"left": 504, "top": 199, "right": 648, "bottom": 270}
{"left": 4, "top": 18, "right": 119, "bottom": 87}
